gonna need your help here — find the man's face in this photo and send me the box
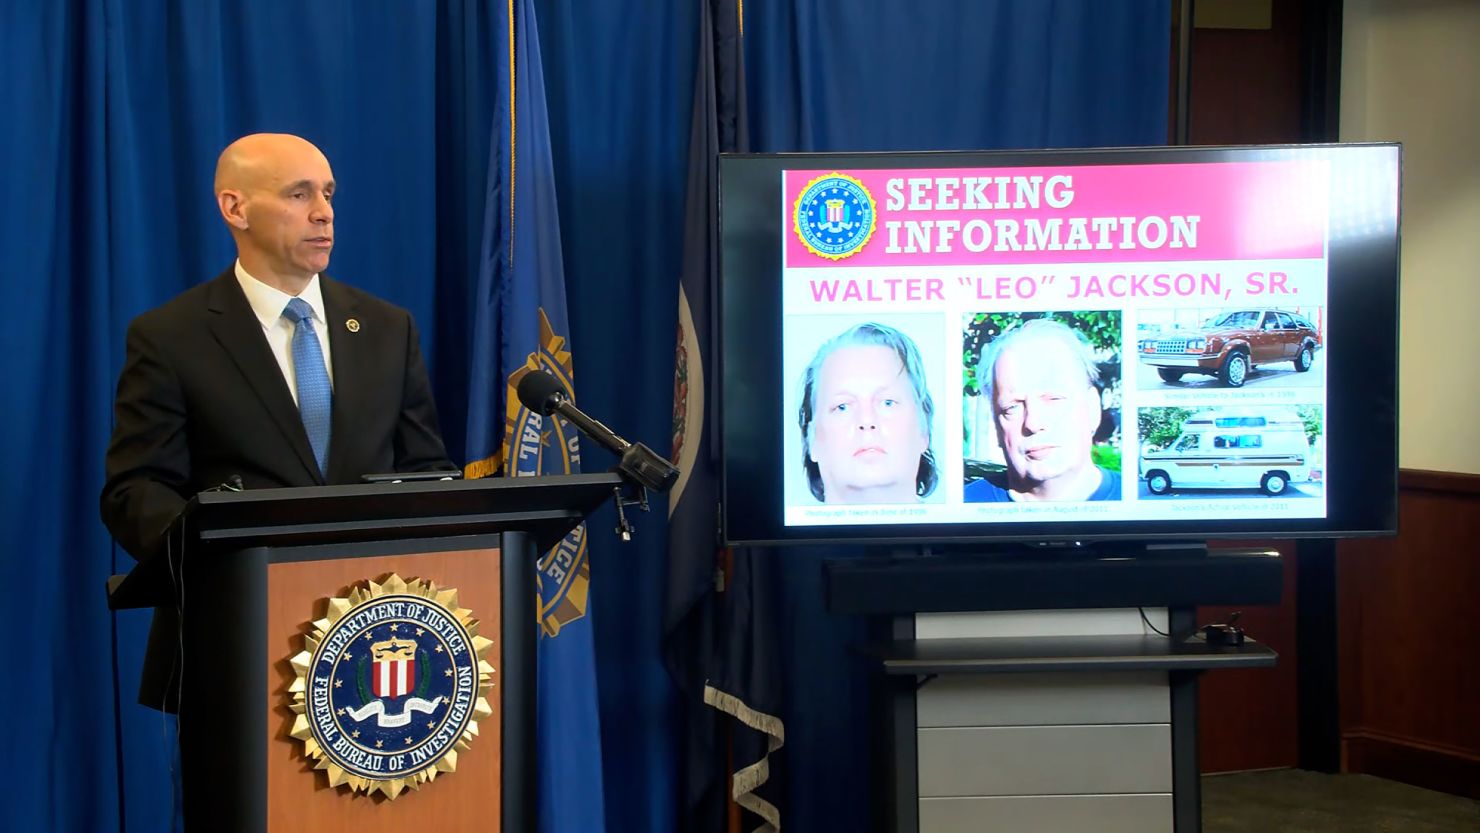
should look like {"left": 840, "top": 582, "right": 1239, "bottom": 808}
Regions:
{"left": 237, "top": 146, "right": 336, "bottom": 281}
{"left": 809, "top": 344, "right": 929, "bottom": 503}
{"left": 991, "top": 337, "right": 1102, "bottom": 489}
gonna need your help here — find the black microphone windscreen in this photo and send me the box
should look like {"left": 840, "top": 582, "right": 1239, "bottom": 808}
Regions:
{"left": 515, "top": 370, "right": 565, "bottom": 416}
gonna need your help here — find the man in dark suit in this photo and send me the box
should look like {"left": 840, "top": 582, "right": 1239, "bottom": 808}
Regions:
{"left": 101, "top": 133, "right": 454, "bottom": 706}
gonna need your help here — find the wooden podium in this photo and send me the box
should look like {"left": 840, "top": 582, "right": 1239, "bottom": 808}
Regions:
{"left": 108, "top": 473, "right": 622, "bottom": 833}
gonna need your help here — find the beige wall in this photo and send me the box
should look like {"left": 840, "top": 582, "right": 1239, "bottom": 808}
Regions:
{"left": 1341, "top": 0, "right": 1480, "bottom": 474}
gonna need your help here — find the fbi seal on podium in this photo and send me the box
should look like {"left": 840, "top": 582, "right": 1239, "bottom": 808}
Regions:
{"left": 794, "top": 172, "right": 877, "bottom": 260}
{"left": 288, "top": 574, "right": 494, "bottom": 800}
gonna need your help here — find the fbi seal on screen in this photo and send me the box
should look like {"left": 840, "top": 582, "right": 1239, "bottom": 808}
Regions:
{"left": 794, "top": 172, "right": 877, "bottom": 260}
{"left": 288, "top": 574, "right": 494, "bottom": 800}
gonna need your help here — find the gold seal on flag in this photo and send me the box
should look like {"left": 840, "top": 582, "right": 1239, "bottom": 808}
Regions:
{"left": 502, "top": 309, "right": 593, "bottom": 637}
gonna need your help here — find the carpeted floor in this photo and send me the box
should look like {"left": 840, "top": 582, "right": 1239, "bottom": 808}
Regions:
{"left": 1202, "top": 769, "right": 1479, "bottom": 833}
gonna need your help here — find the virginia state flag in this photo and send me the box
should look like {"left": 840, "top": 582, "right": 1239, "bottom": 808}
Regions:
{"left": 465, "top": 1, "right": 606, "bottom": 831}
{"left": 666, "top": 3, "right": 784, "bottom": 832}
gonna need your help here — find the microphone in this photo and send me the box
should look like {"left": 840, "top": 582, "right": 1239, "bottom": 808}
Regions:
{"left": 516, "top": 371, "right": 679, "bottom": 493}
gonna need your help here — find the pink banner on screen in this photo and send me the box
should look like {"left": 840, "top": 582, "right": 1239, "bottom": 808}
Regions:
{"left": 783, "top": 161, "right": 1329, "bottom": 267}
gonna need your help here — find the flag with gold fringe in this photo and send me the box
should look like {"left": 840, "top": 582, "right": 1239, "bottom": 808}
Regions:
{"left": 665, "top": 2, "right": 784, "bottom": 831}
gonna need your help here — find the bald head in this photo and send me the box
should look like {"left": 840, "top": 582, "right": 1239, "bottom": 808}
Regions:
{"left": 214, "top": 133, "right": 330, "bottom": 194}
{"left": 215, "top": 133, "right": 336, "bottom": 294}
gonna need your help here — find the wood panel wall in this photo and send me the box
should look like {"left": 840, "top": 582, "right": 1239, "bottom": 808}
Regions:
{"left": 1338, "top": 471, "right": 1480, "bottom": 798}
{"left": 1186, "top": 0, "right": 1305, "bottom": 146}
{"left": 1198, "top": 541, "right": 1300, "bottom": 773}
{"left": 1199, "top": 472, "right": 1480, "bottom": 793}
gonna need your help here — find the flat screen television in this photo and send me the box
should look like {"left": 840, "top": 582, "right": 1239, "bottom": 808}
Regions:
{"left": 719, "top": 144, "right": 1400, "bottom": 547}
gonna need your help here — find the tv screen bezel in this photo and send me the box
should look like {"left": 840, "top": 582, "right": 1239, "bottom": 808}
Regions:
{"left": 719, "top": 143, "right": 1400, "bottom": 547}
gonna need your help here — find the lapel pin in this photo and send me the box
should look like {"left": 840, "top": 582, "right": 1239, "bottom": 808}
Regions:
{"left": 346, "top": 319, "right": 360, "bottom": 333}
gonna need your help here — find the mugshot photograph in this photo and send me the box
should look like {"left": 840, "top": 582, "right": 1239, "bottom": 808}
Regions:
{"left": 791, "top": 320, "right": 942, "bottom": 505}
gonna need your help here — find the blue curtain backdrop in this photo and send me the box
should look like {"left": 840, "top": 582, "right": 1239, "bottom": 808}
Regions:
{"left": 535, "top": 5, "right": 698, "bottom": 831}
{"left": 1, "top": 1, "right": 1165, "bottom": 831}
{"left": 1, "top": 2, "right": 497, "bottom": 830}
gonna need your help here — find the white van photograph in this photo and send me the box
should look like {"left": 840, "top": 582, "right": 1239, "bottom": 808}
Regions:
{"left": 1138, "top": 407, "right": 1324, "bottom": 498}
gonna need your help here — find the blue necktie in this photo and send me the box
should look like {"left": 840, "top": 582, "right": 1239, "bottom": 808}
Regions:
{"left": 283, "top": 298, "right": 332, "bottom": 478}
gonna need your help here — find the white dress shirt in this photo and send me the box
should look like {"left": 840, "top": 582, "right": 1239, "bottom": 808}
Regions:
{"left": 234, "top": 261, "right": 335, "bottom": 406}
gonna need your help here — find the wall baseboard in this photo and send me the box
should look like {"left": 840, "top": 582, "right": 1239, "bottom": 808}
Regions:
{"left": 1398, "top": 468, "right": 1480, "bottom": 495}
{"left": 1342, "top": 729, "right": 1480, "bottom": 799}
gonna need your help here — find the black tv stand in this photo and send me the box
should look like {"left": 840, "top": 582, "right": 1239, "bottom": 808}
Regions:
{"left": 825, "top": 543, "right": 1285, "bottom": 833}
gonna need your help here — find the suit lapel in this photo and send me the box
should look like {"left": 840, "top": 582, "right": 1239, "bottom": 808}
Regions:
{"left": 321, "top": 275, "right": 366, "bottom": 483}
{"left": 204, "top": 270, "right": 324, "bottom": 483}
